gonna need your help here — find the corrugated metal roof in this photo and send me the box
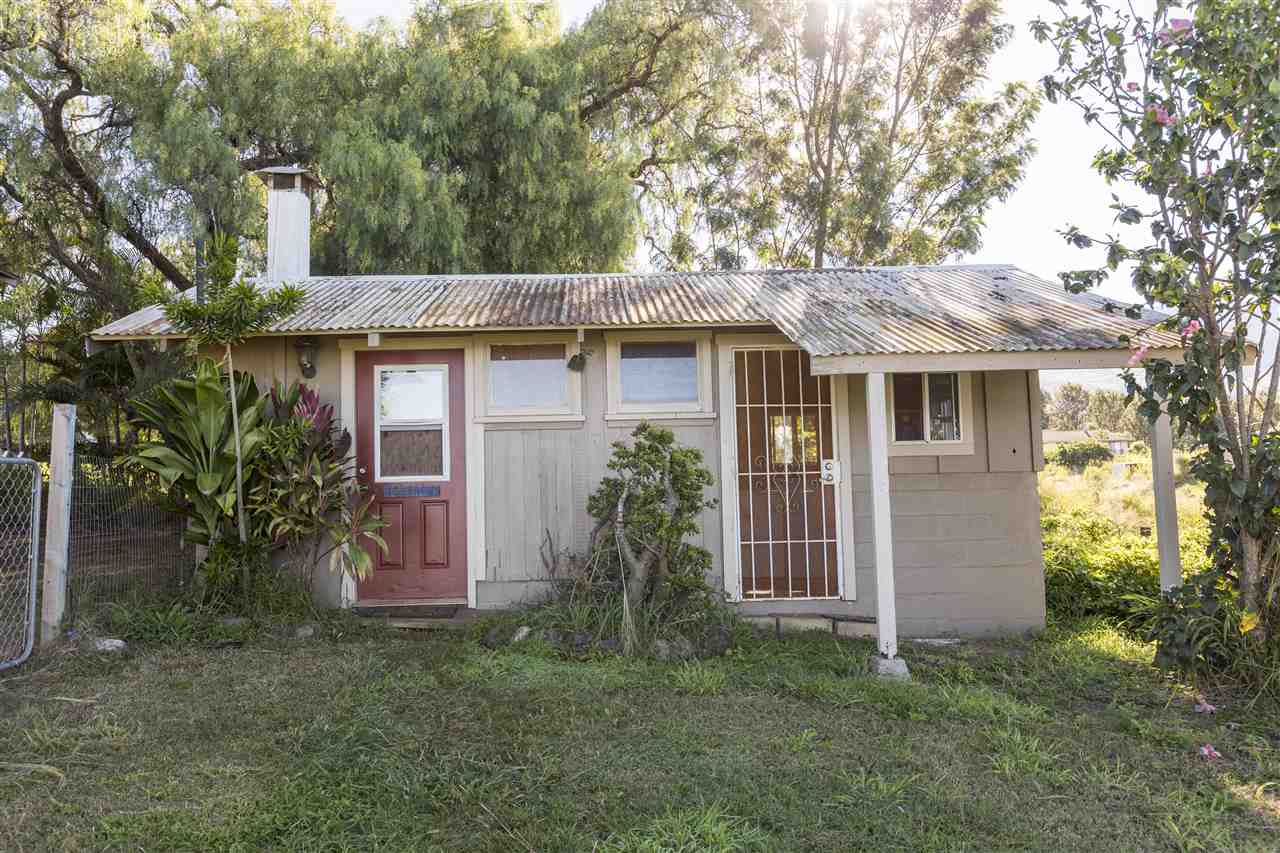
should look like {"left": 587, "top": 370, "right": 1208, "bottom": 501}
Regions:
{"left": 90, "top": 264, "right": 1178, "bottom": 356}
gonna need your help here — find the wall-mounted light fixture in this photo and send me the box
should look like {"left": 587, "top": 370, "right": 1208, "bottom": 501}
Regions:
{"left": 295, "top": 337, "right": 318, "bottom": 379}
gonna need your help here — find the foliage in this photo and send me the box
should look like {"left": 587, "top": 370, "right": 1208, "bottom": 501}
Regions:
{"left": 1035, "top": 0, "right": 1280, "bottom": 639}
{"left": 1126, "top": 569, "right": 1278, "bottom": 692}
{"left": 1044, "top": 382, "right": 1091, "bottom": 430}
{"left": 582, "top": 423, "right": 719, "bottom": 653}
{"left": 248, "top": 381, "right": 385, "bottom": 591}
{"left": 126, "top": 358, "right": 266, "bottom": 550}
{"left": 1047, "top": 441, "right": 1113, "bottom": 472}
{"left": 1042, "top": 506, "right": 1160, "bottom": 621}
{"left": 576, "top": 0, "right": 1039, "bottom": 269}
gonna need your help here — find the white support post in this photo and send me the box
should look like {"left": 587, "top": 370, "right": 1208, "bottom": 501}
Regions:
{"left": 865, "top": 373, "right": 900, "bottom": 661}
{"left": 1152, "top": 409, "right": 1182, "bottom": 590}
{"left": 41, "top": 404, "right": 76, "bottom": 646}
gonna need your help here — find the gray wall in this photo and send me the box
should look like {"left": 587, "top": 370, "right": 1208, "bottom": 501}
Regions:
{"left": 231, "top": 333, "right": 1047, "bottom": 635}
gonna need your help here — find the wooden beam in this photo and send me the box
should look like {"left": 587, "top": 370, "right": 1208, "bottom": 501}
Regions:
{"left": 41, "top": 404, "right": 76, "bottom": 646}
{"left": 811, "top": 348, "right": 1188, "bottom": 375}
{"left": 865, "top": 372, "right": 898, "bottom": 659}
{"left": 1152, "top": 409, "right": 1182, "bottom": 590}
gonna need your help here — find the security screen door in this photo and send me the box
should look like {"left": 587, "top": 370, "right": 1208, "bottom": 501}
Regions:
{"left": 733, "top": 347, "right": 840, "bottom": 599}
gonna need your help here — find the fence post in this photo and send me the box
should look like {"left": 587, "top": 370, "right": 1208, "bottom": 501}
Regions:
{"left": 40, "top": 403, "right": 76, "bottom": 646}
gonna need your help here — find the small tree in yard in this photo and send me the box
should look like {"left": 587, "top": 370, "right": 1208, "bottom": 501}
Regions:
{"left": 586, "top": 423, "right": 717, "bottom": 655}
{"left": 1035, "top": 2, "right": 1280, "bottom": 655}
{"left": 162, "top": 233, "right": 303, "bottom": 598}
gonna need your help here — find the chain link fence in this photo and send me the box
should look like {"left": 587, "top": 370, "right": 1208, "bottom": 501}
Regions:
{"left": 65, "top": 450, "right": 193, "bottom": 621}
{"left": 0, "top": 457, "right": 42, "bottom": 670}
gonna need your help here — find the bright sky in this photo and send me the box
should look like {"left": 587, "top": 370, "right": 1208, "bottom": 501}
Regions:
{"left": 333, "top": 0, "right": 1168, "bottom": 390}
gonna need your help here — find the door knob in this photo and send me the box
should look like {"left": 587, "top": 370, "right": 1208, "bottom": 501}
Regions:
{"left": 358, "top": 466, "right": 368, "bottom": 475}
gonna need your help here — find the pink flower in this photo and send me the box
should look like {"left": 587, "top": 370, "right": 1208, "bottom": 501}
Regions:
{"left": 1157, "top": 19, "right": 1194, "bottom": 45}
{"left": 1127, "top": 345, "right": 1152, "bottom": 367}
{"left": 1148, "top": 104, "right": 1175, "bottom": 126}
{"left": 1199, "top": 743, "right": 1222, "bottom": 760}
{"left": 1182, "top": 319, "right": 1203, "bottom": 338}
{"left": 1193, "top": 699, "right": 1216, "bottom": 713}
{"left": 1126, "top": 82, "right": 1140, "bottom": 92}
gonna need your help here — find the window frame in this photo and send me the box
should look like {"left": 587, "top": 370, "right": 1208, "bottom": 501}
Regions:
{"left": 605, "top": 330, "right": 715, "bottom": 419}
{"left": 886, "top": 371, "right": 975, "bottom": 457}
{"left": 373, "top": 363, "right": 450, "bottom": 482}
{"left": 477, "top": 333, "right": 583, "bottom": 422}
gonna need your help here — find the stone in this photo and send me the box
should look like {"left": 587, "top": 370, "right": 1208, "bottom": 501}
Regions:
{"left": 219, "top": 616, "right": 249, "bottom": 627}
{"left": 702, "top": 625, "right": 733, "bottom": 657}
{"left": 538, "top": 628, "right": 563, "bottom": 647}
{"left": 511, "top": 626, "right": 533, "bottom": 643}
{"left": 652, "top": 636, "right": 695, "bottom": 661}
{"left": 482, "top": 625, "right": 509, "bottom": 649}
{"left": 570, "top": 631, "right": 593, "bottom": 653}
{"left": 871, "top": 655, "right": 911, "bottom": 681}
{"left": 93, "top": 638, "right": 126, "bottom": 653}
{"left": 599, "top": 637, "right": 621, "bottom": 654}
{"left": 293, "top": 624, "right": 317, "bottom": 640}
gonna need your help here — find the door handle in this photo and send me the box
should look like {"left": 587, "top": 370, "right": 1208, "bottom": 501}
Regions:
{"left": 358, "top": 466, "right": 368, "bottom": 475}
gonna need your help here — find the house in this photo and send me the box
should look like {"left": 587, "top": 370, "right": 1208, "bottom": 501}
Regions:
{"left": 1042, "top": 429, "right": 1136, "bottom": 455}
{"left": 90, "top": 168, "right": 1188, "bottom": 663}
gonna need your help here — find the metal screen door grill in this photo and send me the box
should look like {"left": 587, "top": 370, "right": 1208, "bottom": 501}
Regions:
{"left": 0, "top": 458, "right": 42, "bottom": 671}
{"left": 734, "top": 348, "right": 838, "bottom": 599}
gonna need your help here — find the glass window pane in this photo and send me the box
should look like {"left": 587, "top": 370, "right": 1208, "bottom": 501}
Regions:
{"left": 928, "top": 373, "right": 961, "bottom": 441}
{"left": 770, "top": 414, "right": 820, "bottom": 466}
{"left": 379, "top": 368, "right": 444, "bottom": 423}
{"left": 380, "top": 427, "right": 444, "bottom": 478}
{"left": 892, "top": 373, "right": 925, "bottom": 441}
{"left": 489, "top": 344, "right": 567, "bottom": 410}
{"left": 620, "top": 341, "right": 698, "bottom": 404}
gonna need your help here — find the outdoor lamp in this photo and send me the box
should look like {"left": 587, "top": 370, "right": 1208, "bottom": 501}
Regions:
{"left": 295, "top": 337, "right": 318, "bottom": 379}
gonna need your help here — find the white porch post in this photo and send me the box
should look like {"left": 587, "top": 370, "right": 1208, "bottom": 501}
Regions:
{"left": 1151, "top": 409, "right": 1182, "bottom": 590}
{"left": 865, "top": 372, "right": 900, "bottom": 661}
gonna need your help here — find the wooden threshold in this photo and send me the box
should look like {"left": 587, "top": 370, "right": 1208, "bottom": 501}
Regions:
{"left": 355, "top": 597, "right": 468, "bottom": 608}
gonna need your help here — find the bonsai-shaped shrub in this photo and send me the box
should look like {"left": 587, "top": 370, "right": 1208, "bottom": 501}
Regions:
{"left": 1048, "top": 440, "right": 1113, "bottom": 472}
{"left": 585, "top": 423, "right": 718, "bottom": 654}
{"left": 249, "top": 381, "right": 385, "bottom": 593}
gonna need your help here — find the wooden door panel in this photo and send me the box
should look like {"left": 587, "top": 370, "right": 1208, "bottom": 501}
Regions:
{"left": 355, "top": 349, "right": 467, "bottom": 601}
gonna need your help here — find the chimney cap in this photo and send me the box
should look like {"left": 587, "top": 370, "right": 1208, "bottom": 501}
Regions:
{"left": 255, "top": 165, "right": 319, "bottom": 192}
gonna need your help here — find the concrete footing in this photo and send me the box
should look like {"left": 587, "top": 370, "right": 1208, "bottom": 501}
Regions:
{"left": 871, "top": 655, "right": 911, "bottom": 681}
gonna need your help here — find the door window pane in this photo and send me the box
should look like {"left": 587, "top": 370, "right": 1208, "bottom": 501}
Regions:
{"left": 892, "top": 373, "right": 925, "bottom": 441}
{"left": 929, "top": 373, "right": 961, "bottom": 441}
{"left": 379, "top": 368, "right": 445, "bottom": 423}
{"left": 770, "top": 414, "right": 820, "bottom": 466}
{"left": 620, "top": 341, "right": 698, "bottom": 404}
{"left": 489, "top": 343, "right": 567, "bottom": 410}
{"left": 379, "top": 428, "right": 443, "bottom": 478}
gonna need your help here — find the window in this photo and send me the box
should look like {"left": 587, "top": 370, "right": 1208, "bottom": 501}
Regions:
{"left": 479, "top": 335, "right": 581, "bottom": 420}
{"left": 888, "top": 371, "right": 973, "bottom": 455}
{"left": 606, "top": 332, "right": 713, "bottom": 417}
{"left": 375, "top": 365, "right": 448, "bottom": 480}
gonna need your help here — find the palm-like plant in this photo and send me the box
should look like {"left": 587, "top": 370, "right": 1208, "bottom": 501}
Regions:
{"left": 128, "top": 358, "right": 267, "bottom": 549}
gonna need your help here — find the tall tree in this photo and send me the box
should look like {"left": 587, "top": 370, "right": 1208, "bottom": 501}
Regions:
{"left": 1047, "top": 382, "right": 1091, "bottom": 430}
{"left": 1037, "top": 0, "right": 1280, "bottom": 637}
{"left": 576, "top": 0, "right": 1039, "bottom": 269}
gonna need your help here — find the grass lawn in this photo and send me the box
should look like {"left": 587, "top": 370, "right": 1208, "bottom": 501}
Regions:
{"left": 2, "top": 618, "right": 1277, "bottom": 852}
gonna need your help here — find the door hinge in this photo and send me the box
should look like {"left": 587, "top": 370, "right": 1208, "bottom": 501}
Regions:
{"left": 821, "top": 459, "right": 841, "bottom": 485}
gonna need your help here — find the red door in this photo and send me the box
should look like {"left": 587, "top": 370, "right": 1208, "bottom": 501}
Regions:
{"left": 355, "top": 349, "right": 467, "bottom": 601}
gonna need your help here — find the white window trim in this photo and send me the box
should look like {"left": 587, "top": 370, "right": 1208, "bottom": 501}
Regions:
{"left": 476, "top": 332, "right": 583, "bottom": 423}
{"left": 373, "top": 363, "right": 451, "bottom": 482}
{"left": 605, "top": 330, "right": 715, "bottom": 420}
{"left": 886, "top": 370, "right": 975, "bottom": 457}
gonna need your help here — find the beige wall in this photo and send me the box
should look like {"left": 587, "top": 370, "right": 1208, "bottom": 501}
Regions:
{"left": 231, "top": 332, "right": 1046, "bottom": 635}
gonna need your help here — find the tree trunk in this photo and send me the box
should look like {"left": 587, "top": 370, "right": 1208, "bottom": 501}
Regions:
{"left": 1239, "top": 531, "right": 1267, "bottom": 639}
{"left": 224, "top": 343, "right": 251, "bottom": 607}
{"left": 1, "top": 359, "right": 11, "bottom": 450}
{"left": 19, "top": 345, "right": 27, "bottom": 450}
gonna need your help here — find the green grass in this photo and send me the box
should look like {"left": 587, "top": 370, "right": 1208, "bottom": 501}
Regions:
{"left": 2, "top": 618, "right": 1277, "bottom": 852}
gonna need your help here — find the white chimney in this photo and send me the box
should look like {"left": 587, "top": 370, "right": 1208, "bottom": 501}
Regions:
{"left": 256, "top": 166, "right": 317, "bottom": 281}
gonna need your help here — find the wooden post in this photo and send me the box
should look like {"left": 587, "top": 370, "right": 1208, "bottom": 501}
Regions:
{"left": 41, "top": 403, "right": 76, "bottom": 646}
{"left": 865, "top": 373, "right": 899, "bottom": 659}
{"left": 1152, "top": 409, "right": 1182, "bottom": 590}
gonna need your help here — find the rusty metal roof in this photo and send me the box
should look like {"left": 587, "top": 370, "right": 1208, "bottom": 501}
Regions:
{"left": 90, "top": 265, "right": 1177, "bottom": 356}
